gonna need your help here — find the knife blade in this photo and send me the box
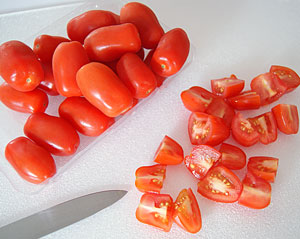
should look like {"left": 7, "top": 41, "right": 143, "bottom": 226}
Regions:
{"left": 0, "top": 189, "right": 127, "bottom": 239}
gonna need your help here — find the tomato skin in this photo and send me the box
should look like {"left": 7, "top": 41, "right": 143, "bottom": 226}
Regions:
{"left": 272, "top": 104, "right": 299, "bottom": 134}
{"left": 76, "top": 62, "right": 133, "bottom": 117}
{"left": 52, "top": 41, "right": 89, "bottom": 97}
{"left": 150, "top": 28, "right": 190, "bottom": 77}
{"left": 211, "top": 76, "right": 244, "bottom": 98}
{"left": 136, "top": 193, "right": 174, "bottom": 232}
{"left": 0, "top": 40, "right": 44, "bottom": 92}
{"left": 0, "top": 82, "right": 48, "bottom": 113}
{"left": 5, "top": 137, "right": 56, "bottom": 184}
{"left": 116, "top": 53, "right": 157, "bottom": 99}
{"left": 218, "top": 143, "right": 246, "bottom": 170}
{"left": 38, "top": 62, "right": 59, "bottom": 95}
{"left": 59, "top": 97, "right": 115, "bottom": 137}
{"left": 227, "top": 91, "right": 261, "bottom": 110}
{"left": 120, "top": 2, "right": 164, "bottom": 49}
{"left": 24, "top": 112, "right": 80, "bottom": 156}
{"left": 153, "top": 135, "right": 184, "bottom": 165}
{"left": 67, "top": 10, "right": 119, "bottom": 44}
{"left": 84, "top": 23, "right": 141, "bottom": 62}
{"left": 33, "top": 35, "right": 70, "bottom": 63}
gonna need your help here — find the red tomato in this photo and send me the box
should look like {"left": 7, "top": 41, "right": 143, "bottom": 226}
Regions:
{"left": 136, "top": 48, "right": 145, "bottom": 60}
{"left": 231, "top": 112, "right": 260, "bottom": 147}
{"left": 0, "top": 40, "right": 43, "bottom": 92}
{"left": 116, "top": 53, "right": 157, "bottom": 99}
{"left": 5, "top": 137, "right": 56, "bottom": 184}
{"left": 227, "top": 91, "right": 261, "bottom": 110}
{"left": 218, "top": 143, "right": 246, "bottom": 170}
{"left": 197, "top": 165, "right": 243, "bottom": 203}
{"left": 248, "top": 156, "right": 279, "bottom": 183}
{"left": 135, "top": 164, "right": 166, "bottom": 193}
{"left": 33, "top": 35, "right": 70, "bottom": 63}
{"left": 153, "top": 135, "right": 184, "bottom": 165}
{"left": 76, "top": 62, "right": 133, "bottom": 117}
{"left": 211, "top": 76, "right": 244, "bottom": 98}
{"left": 180, "top": 86, "right": 216, "bottom": 112}
{"left": 271, "top": 104, "right": 299, "bottom": 134}
{"left": 270, "top": 65, "right": 300, "bottom": 93}
{"left": 151, "top": 28, "right": 190, "bottom": 77}
{"left": 184, "top": 145, "right": 221, "bottom": 179}
{"left": 84, "top": 23, "right": 141, "bottom": 62}
{"left": 238, "top": 172, "right": 272, "bottom": 209}
{"left": 120, "top": 2, "right": 164, "bottom": 49}
{"left": 59, "top": 97, "right": 115, "bottom": 137}
{"left": 121, "top": 98, "right": 139, "bottom": 115}
{"left": 0, "top": 82, "right": 48, "bottom": 113}
{"left": 136, "top": 193, "right": 174, "bottom": 232}
{"left": 24, "top": 112, "right": 80, "bottom": 156}
{"left": 52, "top": 41, "right": 89, "bottom": 97}
{"left": 248, "top": 112, "right": 277, "bottom": 144}
{"left": 173, "top": 188, "right": 202, "bottom": 234}
{"left": 188, "top": 112, "right": 230, "bottom": 146}
{"left": 67, "top": 10, "right": 119, "bottom": 44}
{"left": 39, "top": 62, "right": 59, "bottom": 95}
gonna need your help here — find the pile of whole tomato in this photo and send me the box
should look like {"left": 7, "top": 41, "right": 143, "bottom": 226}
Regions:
{"left": 0, "top": 2, "right": 190, "bottom": 184}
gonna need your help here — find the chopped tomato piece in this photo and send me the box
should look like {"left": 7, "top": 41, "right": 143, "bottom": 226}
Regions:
{"left": 227, "top": 91, "right": 261, "bottom": 110}
{"left": 218, "top": 143, "right": 246, "bottom": 170}
{"left": 211, "top": 76, "right": 244, "bottom": 98}
{"left": 173, "top": 188, "right": 202, "bottom": 234}
{"left": 272, "top": 104, "right": 299, "bottom": 134}
{"left": 197, "top": 165, "right": 243, "bottom": 203}
{"left": 154, "top": 135, "right": 184, "bottom": 165}
{"left": 135, "top": 164, "right": 166, "bottom": 193}
{"left": 184, "top": 145, "right": 221, "bottom": 179}
{"left": 136, "top": 193, "right": 174, "bottom": 232}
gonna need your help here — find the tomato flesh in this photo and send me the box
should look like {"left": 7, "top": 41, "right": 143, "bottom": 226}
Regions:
{"left": 218, "top": 143, "right": 246, "bottom": 170}
{"left": 272, "top": 104, "right": 299, "bottom": 134}
{"left": 227, "top": 91, "right": 261, "bottom": 110}
{"left": 211, "top": 76, "right": 244, "bottom": 98}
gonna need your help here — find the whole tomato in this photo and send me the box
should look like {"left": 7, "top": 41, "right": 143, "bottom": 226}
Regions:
{"left": 120, "top": 2, "right": 164, "bottom": 49}
{"left": 67, "top": 10, "right": 120, "bottom": 44}
{"left": 0, "top": 40, "right": 44, "bottom": 92}
{"left": 84, "top": 23, "right": 141, "bottom": 62}
{"left": 76, "top": 62, "right": 133, "bottom": 117}
{"left": 151, "top": 28, "right": 190, "bottom": 77}
{"left": 0, "top": 82, "right": 48, "bottom": 113}
{"left": 5, "top": 137, "right": 56, "bottom": 184}
{"left": 39, "top": 62, "right": 59, "bottom": 95}
{"left": 59, "top": 97, "right": 115, "bottom": 137}
{"left": 52, "top": 41, "right": 89, "bottom": 97}
{"left": 24, "top": 112, "right": 80, "bottom": 156}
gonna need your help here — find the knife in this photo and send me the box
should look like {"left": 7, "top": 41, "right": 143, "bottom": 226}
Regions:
{"left": 0, "top": 189, "right": 127, "bottom": 239}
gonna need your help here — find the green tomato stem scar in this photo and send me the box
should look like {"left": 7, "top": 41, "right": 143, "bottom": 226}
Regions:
{"left": 26, "top": 78, "right": 31, "bottom": 83}
{"left": 161, "top": 64, "right": 166, "bottom": 69}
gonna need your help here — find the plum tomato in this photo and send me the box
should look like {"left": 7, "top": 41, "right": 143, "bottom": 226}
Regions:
{"left": 153, "top": 135, "right": 184, "bottom": 165}
{"left": 24, "top": 112, "right": 80, "bottom": 156}
{"left": 5, "top": 137, "right": 56, "bottom": 184}
{"left": 76, "top": 62, "right": 134, "bottom": 117}
{"left": 135, "top": 164, "right": 166, "bottom": 193}
{"left": 218, "top": 143, "right": 246, "bottom": 170}
{"left": 211, "top": 76, "right": 244, "bottom": 98}
{"left": 59, "top": 97, "right": 115, "bottom": 137}
{"left": 227, "top": 91, "right": 261, "bottom": 110}
{"left": 0, "top": 82, "right": 48, "bottom": 113}
{"left": 39, "top": 62, "right": 59, "bottom": 95}
{"left": 0, "top": 40, "right": 44, "bottom": 92}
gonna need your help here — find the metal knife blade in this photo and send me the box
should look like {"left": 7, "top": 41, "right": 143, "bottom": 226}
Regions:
{"left": 0, "top": 189, "right": 127, "bottom": 239}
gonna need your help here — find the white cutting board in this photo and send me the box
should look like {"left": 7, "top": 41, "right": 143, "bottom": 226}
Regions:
{"left": 0, "top": 0, "right": 300, "bottom": 238}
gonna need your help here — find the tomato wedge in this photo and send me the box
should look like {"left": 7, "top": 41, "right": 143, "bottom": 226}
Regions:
{"left": 211, "top": 76, "right": 244, "bottom": 98}
{"left": 247, "top": 156, "right": 279, "bottom": 183}
{"left": 173, "top": 188, "right": 202, "bottom": 234}
{"left": 136, "top": 193, "right": 174, "bottom": 232}
{"left": 227, "top": 91, "right": 261, "bottom": 110}
{"left": 238, "top": 172, "right": 272, "bottom": 209}
{"left": 218, "top": 143, "right": 246, "bottom": 170}
{"left": 197, "top": 165, "right": 243, "bottom": 203}
{"left": 154, "top": 135, "right": 184, "bottom": 165}
{"left": 272, "top": 104, "right": 299, "bottom": 134}
{"left": 135, "top": 164, "right": 166, "bottom": 193}
{"left": 184, "top": 145, "right": 221, "bottom": 179}
{"left": 188, "top": 112, "right": 230, "bottom": 146}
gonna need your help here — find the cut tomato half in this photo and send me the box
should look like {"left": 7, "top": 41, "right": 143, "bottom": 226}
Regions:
{"left": 218, "top": 143, "right": 246, "bottom": 170}
{"left": 272, "top": 104, "right": 299, "bottom": 134}
{"left": 211, "top": 76, "right": 244, "bottom": 98}
{"left": 227, "top": 91, "right": 261, "bottom": 110}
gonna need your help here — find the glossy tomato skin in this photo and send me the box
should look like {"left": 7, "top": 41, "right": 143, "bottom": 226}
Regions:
{"left": 0, "top": 40, "right": 44, "bottom": 92}
{"left": 272, "top": 104, "right": 299, "bottom": 134}
{"left": 227, "top": 91, "right": 261, "bottom": 110}
{"left": 211, "top": 76, "right": 244, "bottom": 98}
{"left": 24, "top": 112, "right": 80, "bottom": 156}
{"left": 39, "top": 62, "right": 59, "bottom": 95}
{"left": 84, "top": 23, "right": 141, "bottom": 62}
{"left": 76, "top": 62, "right": 133, "bottom": 117}
{"left": 59, "top": 97, "right": 115, "bottom": 137}
{"left": 120, "top": 2, "right": 164, "bottom": 49}
{"left": 67, "top": 10, "right": 119, "bottom": 44}
{"left": 218, "top": 143, "right": 246, "bottom": 170}
{"left": 5, "top": 137, "right": 56, "bottom": 184}
{"left": 0, "top": 82, "right": 48, "bottom": 113}
{"left": 116, "top": 53, "right": 157, "bottom": 99}
{"left": 52, "top": 41, "right": 89, "bottom": 97}
{"left": 151, "top": 28, "right": 190, "bottom": 77}
{"left": 33, "top": 35, "right": 70, "bottom": 63}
